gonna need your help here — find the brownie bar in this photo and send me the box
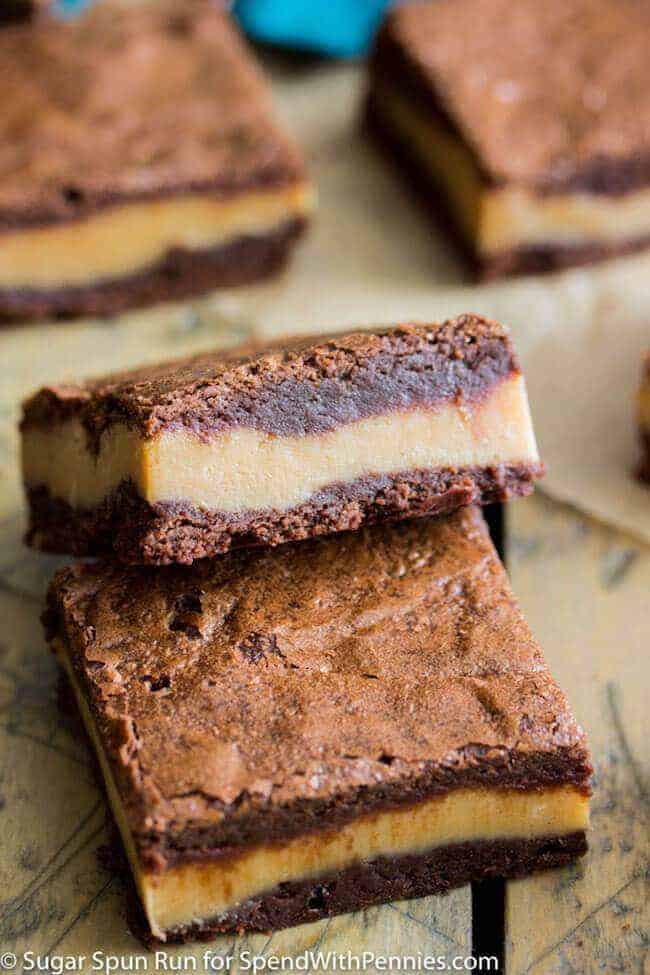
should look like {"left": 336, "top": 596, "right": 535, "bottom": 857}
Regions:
{"left": 22, "top": 316, "right": 544, "bottom": 564}
{"left": 367, "top": 0, "right": 650, "bottom": 278}
{"left": 0, "top": 0, "right": 311, "bottom": 319}
{"left": 45, "top": 507, "right": 591, "bottom": 944}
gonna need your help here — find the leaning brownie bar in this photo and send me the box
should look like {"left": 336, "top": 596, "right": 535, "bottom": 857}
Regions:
{"left": 0, "top": 0, "right": 312, "bottom": 320}
{"left": 21, "top": 315, "right": 544, "bottom": 564}
{"left": 366, "top": 0, "right": 650, "bottom": 278}
{"left": 45, "top": 506, "right": 591, "bottom": 944}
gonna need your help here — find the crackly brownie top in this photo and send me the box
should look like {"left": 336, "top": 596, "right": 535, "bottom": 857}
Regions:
{"left": 21, "top": 316, "right": 520, "bottom": 443}
{"left": 377, "top": 0, "right": 650, "bottom": 193}
{"left": 0, "top": 0, "right": 305, "bottom": 228}
{"left": 47, "top": 507, "right": 590, "bottom": 859}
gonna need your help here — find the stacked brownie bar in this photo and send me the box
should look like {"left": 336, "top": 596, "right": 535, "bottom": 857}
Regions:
{"left": 23, "top": 316, "right": 591, "bottom": 945}
{"left": 0, "top": 0, "right": 312, "bottom": 320}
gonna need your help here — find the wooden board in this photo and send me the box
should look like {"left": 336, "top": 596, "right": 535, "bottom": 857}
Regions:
{"left": 506, "top": 496, "right": 649, "bottom": 975}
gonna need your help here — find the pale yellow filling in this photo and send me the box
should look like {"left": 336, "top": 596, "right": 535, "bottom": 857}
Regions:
{"left": 22, "top": 375, "right": 539, "bottom": 512}
{"left": 0, "top": 183, "right": 314, "bottom": 289}
{"left": 374, "top": 86, "right": 650, "bottom": 254}
{"left": 55, "top": 645, "right": 589, "bottom": 940}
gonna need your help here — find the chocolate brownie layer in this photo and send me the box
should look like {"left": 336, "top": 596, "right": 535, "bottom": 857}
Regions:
{"left": 0, "top": 0, "right": 42, "bottom": 23}
{"left": 0, "top": 219, "right": 305, "bottom": 322}
{"left": 147, "top": 834, "right": 587, "bottom": 944}
{"left": 27, "top": 462, "right": 542, "bottom": 564}
{"left": 637, "top": 353, "right": 650, "bottom": 486}
{"left": 481, "top": 238, "right": 650, "bottom": 280}
{"left": 638, "top": 431, "right": 650, "bottom": 484}
{"left": 0, "top": 0, "right": 305, "bottom": 227}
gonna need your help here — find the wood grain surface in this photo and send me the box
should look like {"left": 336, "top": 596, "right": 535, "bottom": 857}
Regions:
{"left": 505, "top": 497, "right": 649, "bottom": 975}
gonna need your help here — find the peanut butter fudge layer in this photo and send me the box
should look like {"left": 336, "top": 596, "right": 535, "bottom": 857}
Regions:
{"left": 366, "top": 0, "right": 650, "bottom": 279}
{"left": 45, "top": 507, "right": 591, "bottom": 944}
{"left": 0, "top": 0, "right": 311, "bottom": 320}
{"left": 22, "top": 316, "right": 543, "bottom": 564}
{"left": 637, "top": 353, "right": 650, "bottom": 483}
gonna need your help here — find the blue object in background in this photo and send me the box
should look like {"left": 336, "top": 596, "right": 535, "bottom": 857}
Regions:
{"left": 54, "top": 0, "right": 391, "bottom": 56}
{"left": 233, "top": 0, "right": 391, "bottom": 59}
{"left": 56, "top": 0, "right": 92, "bottom": 15}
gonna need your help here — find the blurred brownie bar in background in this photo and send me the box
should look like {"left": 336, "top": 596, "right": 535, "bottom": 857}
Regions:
{"left": 637, "top": 353, "right": 650, "bottom": 483}
{"left": 366, "top": 0, "right": 650, "bottom": 279}
{"left": 0, "top": 0, "right": 312, "bottom": 320}
{"left": 21, "top": 316, "right": 544, "bottom": 564}
{"left": 45, "top": 507, "right": 591, "bottom": 944}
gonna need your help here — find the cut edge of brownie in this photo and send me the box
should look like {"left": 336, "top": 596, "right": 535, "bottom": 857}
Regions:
{"left": 367, "top": 16, "right": 496, "bottom": 192}
{"left": 139, "top": 834, "right": 588, "bottom": 944}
